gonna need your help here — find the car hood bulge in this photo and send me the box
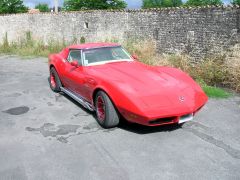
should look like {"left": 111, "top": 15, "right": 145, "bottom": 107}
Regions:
{"left": 88, "top": 61, "right": 204, "bottom": 109}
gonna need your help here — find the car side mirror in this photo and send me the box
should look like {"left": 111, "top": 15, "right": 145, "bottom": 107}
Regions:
{"left": 70, "top": 60, "right": 78, "bottom": 67}
{"left": 132, "top": 54, "right": 139, "bottom": 61}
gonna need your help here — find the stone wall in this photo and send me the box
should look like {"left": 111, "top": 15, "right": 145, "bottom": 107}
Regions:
{"left": 0, "top": 6, "right": 239, "bottom": 59}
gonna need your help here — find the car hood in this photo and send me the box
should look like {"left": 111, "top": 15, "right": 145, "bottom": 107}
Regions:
{"left": 87, "top": 61, "right": 207, "bottom": 114}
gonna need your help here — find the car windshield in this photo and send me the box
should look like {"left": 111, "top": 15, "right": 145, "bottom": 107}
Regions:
{"left": 83, "top": 46, "right": 132, "bottom": 65}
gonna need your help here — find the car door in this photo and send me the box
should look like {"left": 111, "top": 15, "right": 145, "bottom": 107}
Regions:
{"left": 62, "top": 49, "right": 87, "bottom": 98}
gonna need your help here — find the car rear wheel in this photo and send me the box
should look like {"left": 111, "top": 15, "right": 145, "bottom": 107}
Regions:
{"left": 95, "top": 91, "right": 119, "bottom": 128}
{"left": 49, "top": 67, "right": 62, "bottom": 92}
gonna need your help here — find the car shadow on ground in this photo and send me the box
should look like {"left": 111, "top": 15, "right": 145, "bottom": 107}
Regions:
{"left": 118, "top": 120, "right": 182, "bottom": 134}
{"left": 61, "top": 92, "right": 182, "bottom": 134}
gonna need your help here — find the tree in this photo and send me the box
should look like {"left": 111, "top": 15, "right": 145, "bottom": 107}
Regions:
{"left": 185, "top": 0, "right": 222, "bottom": 6}
{"left": 0, "top": 0, "right": 28, "bottom": 14}
{"left": 142, "top": 0, "right": 183, "bottom": 8}
{"left": 63, "top": 0, "right": 127, "bottom": 11}
{"left": 232, "top": 0, "right": 240, "bottom": 5}
{"left": 35, "top": 3, "right": 50, "bottom": 12}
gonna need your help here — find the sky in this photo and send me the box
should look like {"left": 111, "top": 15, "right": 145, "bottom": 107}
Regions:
{"left": 23, "top": 0, "right": 231, "bottom": 9}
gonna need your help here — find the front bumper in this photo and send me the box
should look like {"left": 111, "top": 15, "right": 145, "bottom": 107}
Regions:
{"left": 121, "top": 103, "right": 205, "bottom": 126}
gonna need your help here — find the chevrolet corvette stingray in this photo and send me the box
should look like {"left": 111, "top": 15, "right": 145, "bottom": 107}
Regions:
{"left": 48, "top": 43, "right": 208, "bottom": 128}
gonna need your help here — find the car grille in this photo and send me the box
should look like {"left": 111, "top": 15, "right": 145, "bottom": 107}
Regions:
{"left": 149, "top": 116, "right": 176, "bottom": 125}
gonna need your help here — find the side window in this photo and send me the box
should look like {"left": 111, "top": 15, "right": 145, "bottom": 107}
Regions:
{"left": 67, "top": 50, "right": 82, "bottom": 65}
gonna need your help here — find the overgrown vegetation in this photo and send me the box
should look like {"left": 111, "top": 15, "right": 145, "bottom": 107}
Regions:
{"left": 0, "top": 32, "right": 67, "bottom": 57}
{"left": 201, "top": 85, "right": 230, "bottom": 98}
{"left": 185, "top": 0, "right": 222, "bottom": 6}
{"left": 123, "top": 40, "right": 239, "bottom": 97}
{"left": 63, "top": 0, "right": 127, "bottom": 11}
{"left": 232, "top": 0, "right": 240, "bottom": 5}
{"left": 0, "top": 33, "right": 239, "bottom": 97}
{"left": 0, "top": 0, "right": 27, "bottom": 14}
{"left": 35, "top": 3, "right": 50, "bottom": 12}
{"left": 0, "top": 0, "right": 238, "bottom": 15}
{"left": 142, "top": 0, "right": 183, "bottom": 8}
{"left": 142, "top": 0, "right": 224, "bottom": 8}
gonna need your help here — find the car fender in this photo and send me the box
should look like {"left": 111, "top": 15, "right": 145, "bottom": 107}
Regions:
{"left": 92, "top": 80, "right": 146, "bottom": 120}
{"left": 49, "top": 53, "right": 67, "bottom": 84}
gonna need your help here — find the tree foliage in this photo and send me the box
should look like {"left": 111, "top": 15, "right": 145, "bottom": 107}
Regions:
{"left": 232, "top": 0, "right": 240, "bottom": 5}
{"left": 0, "top": 0, "right": 28, "bottom": 14}
{"left": 185, "top": 0, "right": 223, "bottom": 6}
{"left": 142, "top": 0, "right": 183, "bottom": 8}
{"left": 63, "top": 0, "right": 127, "bottom": 11}
{"left": 35, "top": 3, "right": 49, "bottom": 12}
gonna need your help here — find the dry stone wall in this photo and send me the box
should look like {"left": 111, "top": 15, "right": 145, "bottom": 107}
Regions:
{"left": 0, "top": 6, "right": 239, "bottom": 59}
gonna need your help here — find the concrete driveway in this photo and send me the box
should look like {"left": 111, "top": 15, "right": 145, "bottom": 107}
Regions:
{"left": 0, "top": 55, "right": 240, "bottom": 180}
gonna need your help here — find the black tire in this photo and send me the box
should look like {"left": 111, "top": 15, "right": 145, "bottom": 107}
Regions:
{"left": 95, "top": 91, "right": 119, "bottom": 128}
{"left": 49, "top": 67, "right": 62, "bottom": 92}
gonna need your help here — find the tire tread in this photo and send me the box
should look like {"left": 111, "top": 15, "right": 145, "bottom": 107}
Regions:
{"left": 95, "top": 91, "right": 119, "bottom": 128}
{"left": 49, "top": 67, "right": 62, "bottom": 92}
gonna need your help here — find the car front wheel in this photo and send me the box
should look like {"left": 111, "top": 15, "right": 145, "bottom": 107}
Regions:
{"left": 49, "top": 67, "right": 62, "bottom": 92}
{"left": 95, "top": 91, "right": 119, "bottom": 128}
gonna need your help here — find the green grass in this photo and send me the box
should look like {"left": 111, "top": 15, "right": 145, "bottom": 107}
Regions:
{"left": 202, "top": 85, "right": 231, "bottom": 98}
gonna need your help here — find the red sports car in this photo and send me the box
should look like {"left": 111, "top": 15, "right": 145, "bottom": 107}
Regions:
{"left": 48, "top": 43, "right": 208, "bottom": 128}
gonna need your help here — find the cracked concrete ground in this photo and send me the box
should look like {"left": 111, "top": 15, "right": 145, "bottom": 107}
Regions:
{"left": 0, "top": 55, "right": 240, "bottom": 180}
